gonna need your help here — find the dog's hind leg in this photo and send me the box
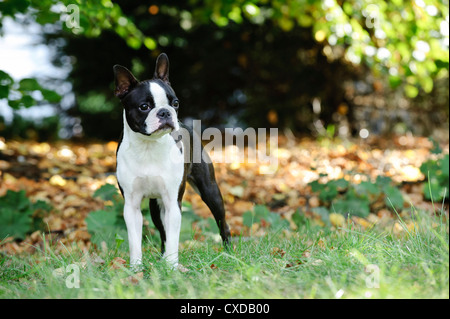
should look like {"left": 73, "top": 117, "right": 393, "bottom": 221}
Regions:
{"left": 149, "top": 198, "right": 166, "bottom": 255}
{"left": 188, "top": 161, "right": 231, "bottom": 248}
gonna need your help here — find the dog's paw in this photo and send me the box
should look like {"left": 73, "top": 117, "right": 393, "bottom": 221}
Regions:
{"left": 130, "top": 263, "right": 145, "bottom": 273}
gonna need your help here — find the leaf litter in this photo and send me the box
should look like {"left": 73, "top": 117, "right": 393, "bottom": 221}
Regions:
{"left": 0, "top": 135, "right": 448, "bottom": 256}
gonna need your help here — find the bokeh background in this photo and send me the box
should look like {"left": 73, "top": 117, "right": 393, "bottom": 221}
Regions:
{"left": 0, "top": 0, "right": 448, "bottom": 142}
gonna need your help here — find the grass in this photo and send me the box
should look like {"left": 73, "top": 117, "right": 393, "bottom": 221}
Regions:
{"left": 0, "top": 209, "right": 448, "bottom": 299}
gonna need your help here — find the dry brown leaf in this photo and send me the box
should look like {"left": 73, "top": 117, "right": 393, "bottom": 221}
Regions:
{"left": 109, "top": 257, "right": 127, "bottom": 269}
{"left": 121, "top": 272, "right": 144, "bottom": 285}
{"left": 271, "top": 247, "right": 286, "bottom": 258}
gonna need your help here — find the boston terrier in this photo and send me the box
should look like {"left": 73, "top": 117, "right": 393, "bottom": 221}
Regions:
{"left": 113, "top": 53, "right": 231, "bottom": 269}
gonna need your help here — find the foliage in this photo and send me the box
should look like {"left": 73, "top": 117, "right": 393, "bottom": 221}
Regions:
{"left": 1, "top": 0, "right": 449, "bottom": 138}
{"left": 0, "top": 71, "right": 62, "bottom": 110}
{"left": 0, "top": 0, "right": 155, "bottom": 50}
{"left": 0, "top": 0, "right": 151, "bottom": 111}
{"left": 63, "top": 0, "right": 448, "bottom": 138}
{"left": 85, "top": 184, "right": 128, "bottom": 249}
{"left": 204, "top": 0, "right": 449, "bottom": 96}
{"left": 420, "top": 153, "right": 449, "bottom": 202}
{"left": 308, "top": 175, "right": 404, "bottom": 219}
{"left": 0, "top": 190, "right": 52, "bottom": 240}
{"left": 243, "top": 204, "right": 290, "bottom": 230}
{"left": 0, "top": 135, "right": 444, "bottom": 261}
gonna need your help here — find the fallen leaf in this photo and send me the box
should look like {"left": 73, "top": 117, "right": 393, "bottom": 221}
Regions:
{"left": 352, "top": 216, "right": 372, "bottom": 229}
{"left": 109, "top": 257, "right": 127, "bottom": 269}
{"left": 229, "top": 185, "right": 245, "bottom": 198}
{"left": 121, "top": 272, "right": 144, "bottom": 285}
{"left": 49, "top": 175, "right": 66, "bottom": 187}
{"left": 309, "top": 196, "right": 320, "bottom": 208}
{"left": 329, "top": 213, "right": 345, "bottom": 227}
{"left": 271, "top": 247, "right": 286, "bottom": 258}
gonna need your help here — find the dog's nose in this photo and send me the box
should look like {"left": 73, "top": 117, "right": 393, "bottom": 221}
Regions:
{"left": 157, "top": 108, "right": 171, "bottom": 119}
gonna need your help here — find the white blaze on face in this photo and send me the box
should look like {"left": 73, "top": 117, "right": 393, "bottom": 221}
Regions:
{"left": 145, "top": 82, "right": 179, "bottom": 135}
{"left": 150, "top": 82, "right": 169, "bottom": 107}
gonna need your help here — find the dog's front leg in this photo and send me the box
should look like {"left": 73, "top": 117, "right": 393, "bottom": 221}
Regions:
{"left": 161, "top": 199, "right": 182, "bottom": 268}
{"left": 123, "top": 195, "right": 143, "bottom": 268}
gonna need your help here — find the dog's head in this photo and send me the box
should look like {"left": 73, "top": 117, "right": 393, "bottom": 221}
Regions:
{"left": 114, "top": 53, "right": 180, "bottom": 137}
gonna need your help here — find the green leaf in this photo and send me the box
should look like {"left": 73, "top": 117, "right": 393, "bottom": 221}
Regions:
{"left": 376, "top": 176, "right": 393, "bottom": 188}
{"left": 19, "top": 78, "right": 42, "bottom": 91}
{"left": 389, "top": 75, "right": 402, "bottom": 89}
{"left": 318, "top": 183, "right": 338, "bottom": 201}
{"left": 126, "top": 36, "right": 142, "bottom": 49}
{"left": 405, "top": 84, "right": 419, "bottom": 98}
{"left": 312, "top": 206, "right": 330, "bottom": 226}
{"left": 242, "top": 210, "right": 254, "bottom": 227}
{"left": 0, "top": 85, "right": 9, "bottom": 99}
{"left": 0, "top": 190, "right": 52, "bottom": 240}
{"left": 85, "top": 209, "right": 124, "bottom": 248}
{"left": 332, "top": 197, "right": 370, "bottom": 217}
{"left": 332, "top": 178, "right": 349, "bottom": 190}
{"left": 419, "top": 153, "right": 449, "bottom": 202}
{"left": 30, "top": 199, "right": 52, "bottom": 212}
{"left": 144, "top": 37, "right": 157, "bottom": 50}
{"left": 0, "top": 207, "right": 33, "bottom": 240}
{"left": 440, "top": 154, "right": 449, "bottom": 177}
{"left": 20, "top": 94, "right": 35, "bottom": 108}
{"left": 253, "top": 204, "right": 270, "bottom": 219}
{"left": 0, "top": 70, "right": 13, "bottom": 84}
{"left": 308, "top": 180, "right": 324, "bottom": 192}
{"left": 356, "top": 181, "right": 381, "bottom": 197}
{"left": 243, "top": 3, "right": 260, "bottom": 17}
{"left": 85, "top": 210, "right": 117, "bottom": 234}
{"left": 291, "top": 209, "right": 309, "bottom": 228}
{"left": 180, "top": 209, "right": 200, "bottom": 241}
{"left": 423, "top": 180, "right": 446, "bottom": 202}
{"left": 93, "top": 183, "right": 119, "bottom": 201}
{"left": 207, "top": 217, "right": 218, "bottom": 232}
{"left": 429, "top": 137, "right": 443, "bottom": 155}
{"left": 421, "top": 76, "right": 433, "bottom": 93}
{"left": 0, "top": 190, "right": 30, "bottom": 211}
{"left": 266, "top": 212, "right": 290, "bottom": 230}
{"left": 115, "top": 232, "right": 125, "bottom": 250}
{"left": 0, "top": 71, "right": 13, "bottom": 99}
{"left": 420, "top": 159, "right": 437, "bottom": 176}
{"left": 384, "top": 185, "right": 404, "bottom": 210}
{"left": 41, "top": 89, "right": 62, "bottom": 103}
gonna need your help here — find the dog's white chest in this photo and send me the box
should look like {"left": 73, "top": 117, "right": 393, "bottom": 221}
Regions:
{"left": 116, "top": 130, "right": 184, "bottom": 200}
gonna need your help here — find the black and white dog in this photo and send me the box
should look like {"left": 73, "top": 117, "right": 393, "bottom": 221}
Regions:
{"left": 113, "top": 53, "right": 230, "bottom": 268}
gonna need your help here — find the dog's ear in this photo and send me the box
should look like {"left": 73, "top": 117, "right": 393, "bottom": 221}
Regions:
{"left": 153, "top": 53, "right": 170, "bottom": 83}
{"left": 113, "top": 65, "right": 138, "bottom": 99}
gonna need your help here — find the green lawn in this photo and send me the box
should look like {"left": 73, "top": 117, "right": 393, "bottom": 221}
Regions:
{"left": 0, "top": 210, "right": 448, "bottom": 299}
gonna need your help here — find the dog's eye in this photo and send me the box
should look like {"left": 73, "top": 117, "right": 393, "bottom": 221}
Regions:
{"left": 139, "top": 103, "right": 150, "bottom": 111}
{"left": 172, "top": 100, "right": 179, "bottom": 109}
